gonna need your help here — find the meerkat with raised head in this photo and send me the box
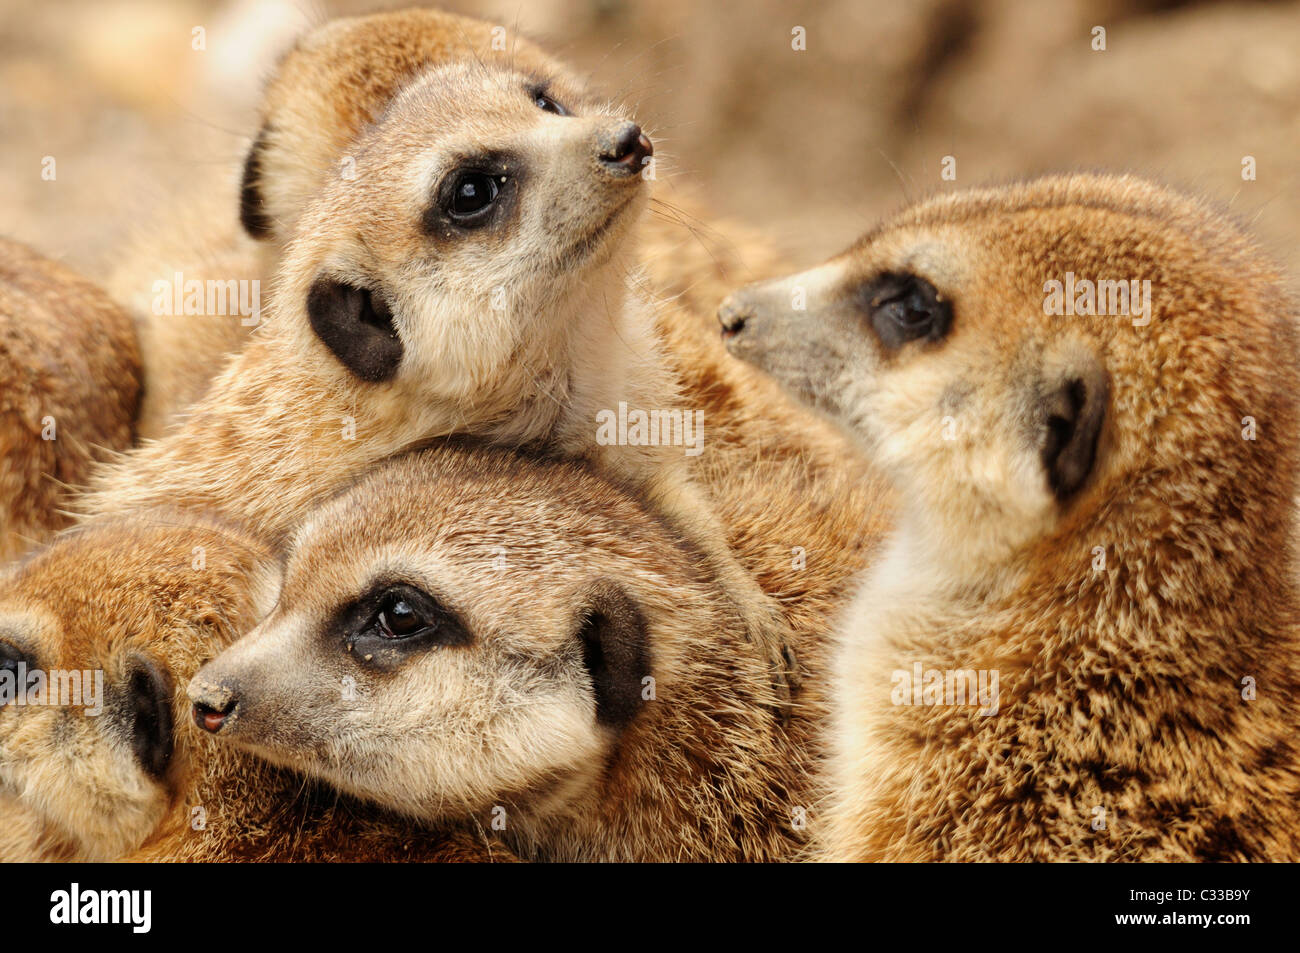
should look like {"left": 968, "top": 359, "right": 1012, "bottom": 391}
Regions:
{"left": 0, "top": 511, "right": 514, "bottom": 862}
{"left": 719, "top": 173, "right": 1300, "bottom": 861}
{"left": 77, "top": 52, "right": 796, "bottom": 699}
{"left": 0, "top": 239, "right": 141, "bottom": 561}
{"left": 190, "top": 441, "right": 888, "bottom": 862}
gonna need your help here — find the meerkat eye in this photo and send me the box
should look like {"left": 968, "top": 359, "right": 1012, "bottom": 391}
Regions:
{"left": 340, "top": 584, "right": 473, "bottom": 662}
{"left": 863, "top": 272, "right": 952, "bottom": 350}
{"left": 534, "top": 91, "right": 568, "bottom": 116}
{"left": 447, "top": 171, "right": 501, "bottom": 220}
{"left": 376, "top": 592, "right": 428, "bottom": 639}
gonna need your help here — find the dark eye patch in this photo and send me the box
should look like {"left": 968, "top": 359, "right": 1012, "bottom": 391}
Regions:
{"left": 423, "top": 151, "right": 522, "bottom": 239}
{"left": 859, "top": 272, "right": 952, "bottom": 350}
{"left": 332, "top": 581, "right": 472, "bottom": 672}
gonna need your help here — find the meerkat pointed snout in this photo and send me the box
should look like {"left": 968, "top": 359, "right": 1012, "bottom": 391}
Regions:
{"left": 724, "top": 173, "right": 1300, "bottom": 860}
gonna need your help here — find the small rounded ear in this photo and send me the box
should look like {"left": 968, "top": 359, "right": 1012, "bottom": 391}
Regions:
{"left": 1041, "top": 357, "right": 1110, "bottom": 500}
{"left": 572, "top": 580, "right": 651, "bottom": 729}
{"left": 306, "top": 277, "right": 403, "bottom": 383}
{"left": 239, "top": 124, "right": 275, "bottom": 240}
{"left": 126, "top": 654, "right": 174, "bottom": 780}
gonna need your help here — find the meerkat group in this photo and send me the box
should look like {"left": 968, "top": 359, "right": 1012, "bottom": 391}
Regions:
{"left": 1, "top": 7, "right": 1297, "bottom": 864}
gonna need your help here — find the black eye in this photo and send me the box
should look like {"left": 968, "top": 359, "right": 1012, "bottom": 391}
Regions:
{"left": 341, "top": 584, "right": 473, "bottom": 666}
{"left": 447, "top": 171, "right": 501, "bottom": 220}
{"left": 375, "top": 592, "right": 428, "bottom": 639}
{"left": 534, "top": 91, "right": 567, "bottom": 115}
{"left": 863, "top": 272, "right": 952, "bottom": 350}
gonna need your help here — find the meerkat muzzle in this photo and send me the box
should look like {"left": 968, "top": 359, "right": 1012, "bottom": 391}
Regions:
{"left": 597, "top": 121, "right": 653, "bottom": 176}
{"left": 188, "top": 677, "right": 238, "bottom": 734}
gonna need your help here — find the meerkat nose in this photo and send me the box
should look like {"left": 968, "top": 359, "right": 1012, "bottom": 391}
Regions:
{"left": 192, "top": 703, "right": 230, "bottom": 733}
{"left": 188, "top": 677, "right": 238, "bottom": 733}
{"left": 598, "top": 121, "right": 653, "bottom": 174}
{"left": 717, "top": 294, "right": 752, "bottom": 338}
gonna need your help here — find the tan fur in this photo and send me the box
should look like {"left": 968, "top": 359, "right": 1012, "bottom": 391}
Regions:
{"left": 79, "top": 45, "right": 797, "bottom": 701}
{"left": 191, "top": 435, "right": 891, "bottom": 862}
{"left": 241, "top": 8, "right": 569, "bottom": 250}
{"left": 0, "top": 239, "right": 141, "bottom": 560}
{"left": 105, "top": 190, "right": 263, "bottom": 440}
{"left": 722, "top": 173, "right": 1300, "bottom": 861}
{"left": 0, "top": 512, "right": 514, "bottom": 862}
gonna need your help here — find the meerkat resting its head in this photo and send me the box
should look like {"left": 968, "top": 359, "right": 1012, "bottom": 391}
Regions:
{"left": 189, "top": 443, "right": 815, "bottom": 862}
{"left": 0, "top": 239, "right": 141, "bottom": 560}
{"left": 0, "top": 512, "right": 514, "bottom": 862}
{"left": 79, "top": 49, "right": 795, "bottom": 701}
{"left": 720, "top": 173, "right": 1300, "bottom": 861}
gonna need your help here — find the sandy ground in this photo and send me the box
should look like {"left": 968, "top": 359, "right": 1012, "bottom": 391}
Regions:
{"left": 1, "top": 0, "right": 1298, "bottom": 283}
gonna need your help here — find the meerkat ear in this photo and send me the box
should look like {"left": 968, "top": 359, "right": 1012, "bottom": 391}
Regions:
{"left": 239, "top": 124, "right": 275, "bottom": 240}
{"left": 306, "top": 278, "right": 403, "bottom": 383}
{"left": 572, "top": 579, "right": 650, "bottom": 728}
{"left": 1041, "top": 358, "right": 1110, "bottom": 500}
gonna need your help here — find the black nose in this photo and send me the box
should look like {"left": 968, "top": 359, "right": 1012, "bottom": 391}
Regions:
{"left": 192, "top": 698, "right": 234, "bottom": 734}
{"left": 718, "top": 295, "right": 753, "bottom": 338}
{"left": 599, "top": 122, "right": 653, "bottom": 174}
{"left": 189, "top": 679, "right": 238, "bottom": 734}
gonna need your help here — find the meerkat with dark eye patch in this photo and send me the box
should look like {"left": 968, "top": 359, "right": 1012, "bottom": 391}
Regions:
{"left": 77, "top": 50, "right": 798, "bottom": 703}
{"left": 720, "top": 173, "right": 1300, "bottom": 861}
{"left": 0, "top": 511, "right": 515, "bottom": 862}
{"left": 189, "top": 440, "right": 891, "bottom": 862}
{"left": 0, "top": 239, "right": 141, "bottom": 561}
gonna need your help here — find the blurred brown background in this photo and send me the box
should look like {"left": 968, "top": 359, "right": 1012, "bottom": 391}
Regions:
{"left": 2, "top": 0, "right": 1299, "bottom": 282}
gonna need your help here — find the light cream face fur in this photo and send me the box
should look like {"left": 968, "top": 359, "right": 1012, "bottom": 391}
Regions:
{"left": 278, "top": 60, "right": 656, "bottom": 444}
{"left": 720, "top": 191, "right": 1129, "bottom": 578}
{"left": 189, "top": 448, "right": 720, "bottom": 830}
{"left": 0, "top": 515, "right": 273, "bottom": 861}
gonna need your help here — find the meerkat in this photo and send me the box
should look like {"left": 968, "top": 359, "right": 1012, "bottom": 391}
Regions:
{"left": 0, "top": 510, "right": 515, "bottom": 862}
{"left": 76, "top": 52, "right": 797, "bottom": 701}
{"left": 189, "top": 440, "right": 890, "bottom": 862}
{"left": 719, "top": 172, "right": 1300, "bottom": 861}
{"left": 0, "top": 239, "right": 141, "bottom": 561}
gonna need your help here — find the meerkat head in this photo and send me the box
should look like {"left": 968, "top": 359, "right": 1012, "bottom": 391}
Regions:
{"left": 189, "top": 445, "right": 736, "bottom": 830}
{"left": 0, "top": 514, "right": 274, "bottom": 860}
{"left": 240, "top": 8, "right": 568, "bottom": 245}
{"left": 720, "top": 174, "right": 1297, "bottom": 576}
{"left": 270, "top": 57, "right": 653, "bottom": 416}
